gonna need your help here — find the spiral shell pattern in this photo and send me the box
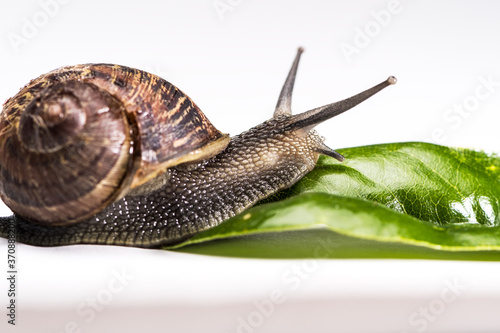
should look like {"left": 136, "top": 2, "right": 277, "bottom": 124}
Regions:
{"left": 0, "top": 64, "right": 228, "bottom": 225}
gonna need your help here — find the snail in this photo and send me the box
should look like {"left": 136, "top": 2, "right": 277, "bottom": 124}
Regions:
{"left": 0, "top": 48, "right": 396, "bottom": 248}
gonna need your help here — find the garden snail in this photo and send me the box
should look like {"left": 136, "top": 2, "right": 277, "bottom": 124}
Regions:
{"left": 0, "top": 48, "right": 395, "bottom": 248}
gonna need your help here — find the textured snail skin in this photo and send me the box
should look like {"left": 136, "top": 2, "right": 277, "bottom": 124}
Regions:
{"left": 1, "top": 117, "right": 321, "bottom": 247}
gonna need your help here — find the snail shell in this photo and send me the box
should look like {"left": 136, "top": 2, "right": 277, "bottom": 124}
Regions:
{"left": 0, "top": 64, "right": 229, "bottom": 226}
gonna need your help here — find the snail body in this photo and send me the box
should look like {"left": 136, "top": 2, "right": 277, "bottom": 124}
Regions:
{"left": 0, "top": 49, "right": 395, "bottom": 247}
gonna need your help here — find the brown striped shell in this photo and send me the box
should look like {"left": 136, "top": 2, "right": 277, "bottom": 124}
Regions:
{"left": 0, "top": 64, "right": 229, "bottom": 226}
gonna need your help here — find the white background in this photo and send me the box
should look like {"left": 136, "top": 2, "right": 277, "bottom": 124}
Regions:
{"left": 0, "top": 0, "right": 499, "bottom": 332}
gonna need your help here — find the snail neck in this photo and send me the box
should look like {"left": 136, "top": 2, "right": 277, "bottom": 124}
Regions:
{"left": 168, "top": 115, "right": 323, "bottom": 224}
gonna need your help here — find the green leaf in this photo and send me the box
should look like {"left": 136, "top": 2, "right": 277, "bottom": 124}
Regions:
{"left": 169, "top": 142, "right": 500, "bottom": 260}
{"left": 267, "top": 142, "right": 500, "bottom": 226}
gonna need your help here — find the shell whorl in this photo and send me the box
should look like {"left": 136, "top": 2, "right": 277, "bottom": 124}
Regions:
{"left": 0, "top": 64, "right": 229, "bottom": 226}
{"left": 0, "top": 79, "right": 133, "bottom": 225}
{"left": 18, "top": 81, "right": 87, "bottom": 153}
